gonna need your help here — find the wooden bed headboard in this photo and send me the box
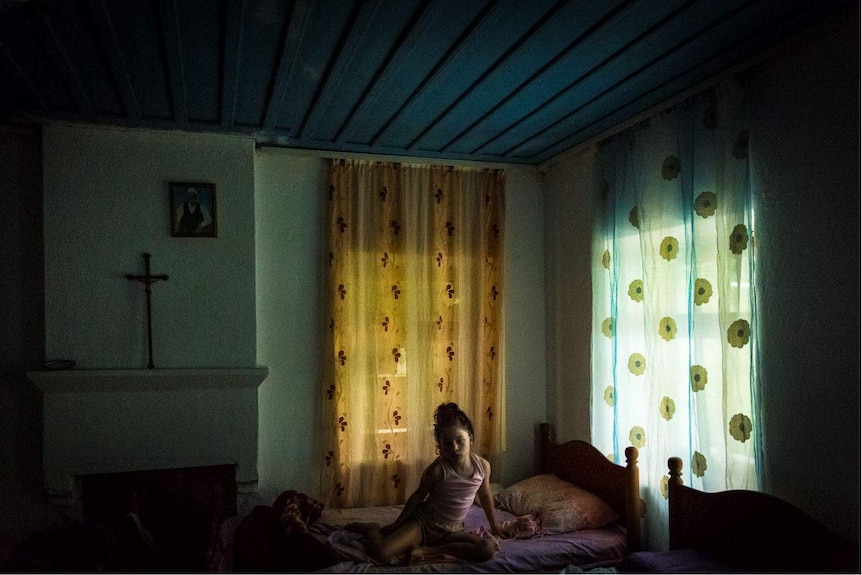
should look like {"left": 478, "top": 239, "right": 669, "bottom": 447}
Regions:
{"left": 667, "top": 456, "right": 859, "bottom": 573}
{"left": 539, "top": 423, "right": 641, "bottom": 553}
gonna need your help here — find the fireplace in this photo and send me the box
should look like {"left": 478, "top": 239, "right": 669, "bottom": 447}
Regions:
{"left": 28, "top": 367, "right": 268, "bottom": 519}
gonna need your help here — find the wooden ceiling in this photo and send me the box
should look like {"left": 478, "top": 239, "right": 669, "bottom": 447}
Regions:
{"left": 0, "top": 0, "right": 854, "bottom": 165}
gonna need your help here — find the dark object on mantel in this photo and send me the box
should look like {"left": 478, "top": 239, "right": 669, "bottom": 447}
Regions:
{"left": 43, "top": 359, "right": 76, "bottom": 370}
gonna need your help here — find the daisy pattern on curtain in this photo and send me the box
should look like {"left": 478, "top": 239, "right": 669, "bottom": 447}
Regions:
{"left": 591, "top": 83, "right": 758, "bottom": 550}
{"left": 322, "top": 159, "right": 505, "bottom": 508}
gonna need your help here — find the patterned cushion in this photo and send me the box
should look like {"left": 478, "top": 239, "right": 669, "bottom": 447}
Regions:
{"left": 495, "top": 474, "right": 618, "bottom": 534}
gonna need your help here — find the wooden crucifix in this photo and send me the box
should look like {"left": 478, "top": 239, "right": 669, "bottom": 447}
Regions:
{"left": 126, "top": 253, "right": 169, "bottom": 369}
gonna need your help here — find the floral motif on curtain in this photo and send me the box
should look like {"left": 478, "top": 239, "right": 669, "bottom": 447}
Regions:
{"left": 591, "top": 84, "right": 758, "bottom": 550}
{"left": 322, "top": 159, "right": 505, "bottom": 508}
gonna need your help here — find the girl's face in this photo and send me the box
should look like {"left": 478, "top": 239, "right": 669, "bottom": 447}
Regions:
{"left": 437, "top": 425, "right": 472, "bottom": 462}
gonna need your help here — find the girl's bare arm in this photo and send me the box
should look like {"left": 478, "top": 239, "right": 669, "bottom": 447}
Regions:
{"left": 380, "top": 459, "right": 442, "bottom": 535}
{"left": 476, "top": 457, "right": 503, "bottom": 536}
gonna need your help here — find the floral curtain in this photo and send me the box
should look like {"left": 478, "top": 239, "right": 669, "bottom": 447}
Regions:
{"left": 591, "top": 83, "right": 758, "bottom": 550}
{"left": 321, "top": 159, "right": 505, "bottom": 508}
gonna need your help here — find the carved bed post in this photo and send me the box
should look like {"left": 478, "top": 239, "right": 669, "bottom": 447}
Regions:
{"left": 667, "top": 456, "right": 683, "bottom": 549}
{"left": 624, "top": 446, "right": 641, "bottom": 552}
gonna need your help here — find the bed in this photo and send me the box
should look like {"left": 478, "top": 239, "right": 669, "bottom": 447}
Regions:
{"left": 617, "top": 456, "right": 859, "bottom": 573}
{"left": 211, "top": 423, "right": 642, "bottom": 573}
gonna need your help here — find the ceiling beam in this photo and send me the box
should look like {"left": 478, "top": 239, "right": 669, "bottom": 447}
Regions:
{"left": 35, "top": 11, "right": 94, "bottom": 116}
{"left": 262, "top": 0, "right": 312, "bottom": 133}
{"left": 221, "top": 0, "right": 246, "bottom": 130}
{"left": 0, "top": 32, "right": 46, "bottom": 113}
{"left": 296, "top": 0, "right": 379, "bottom": 140}
{"left": 85, "top": 0, "right": 140, "bottom": 121}
{"left": 332, "top": 0, "right": 432, "bottom": 143}
{"left": 368, "top": 0, "right": 500, "bottom": 147}
{"left": 158, "top": 0, "right": 187, "bottom": 125}
{"left": 405, "top": 0, "right": 570, "bottom": 151}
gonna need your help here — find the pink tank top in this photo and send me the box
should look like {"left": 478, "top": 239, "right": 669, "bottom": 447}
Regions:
{"left": 425, "top": 453, "right": 485, "bottom": 525}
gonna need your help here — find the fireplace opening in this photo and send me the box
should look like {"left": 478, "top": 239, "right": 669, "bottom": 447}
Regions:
{"left": 80, "top": 464, "right": 237, "bottom": 572}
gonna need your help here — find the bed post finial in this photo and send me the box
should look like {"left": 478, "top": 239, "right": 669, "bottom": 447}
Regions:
{"left": 624, "top": 446, "right": 641, "bottom": 552}
{"left": 668, "top": 457, "right": 683, "bottom": 485}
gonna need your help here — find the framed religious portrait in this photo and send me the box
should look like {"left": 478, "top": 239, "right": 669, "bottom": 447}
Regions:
{"left": 170, "top": 182, "right": 217, "bottom": 237}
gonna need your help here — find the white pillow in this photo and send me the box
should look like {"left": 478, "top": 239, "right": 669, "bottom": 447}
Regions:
{"left": 495, "top": 473, "right": 618, "bottom": 534}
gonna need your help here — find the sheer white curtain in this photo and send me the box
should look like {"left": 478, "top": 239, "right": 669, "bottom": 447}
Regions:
{"left": 591, "top": 83, "right": 758, "bottom": 550}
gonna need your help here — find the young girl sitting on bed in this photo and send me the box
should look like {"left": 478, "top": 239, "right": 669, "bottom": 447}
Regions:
{"left": 347, "top": 402, "right": 505, "bottom": 565}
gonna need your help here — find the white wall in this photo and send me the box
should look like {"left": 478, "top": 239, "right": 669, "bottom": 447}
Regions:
{"left": 254, "top": 153, "right": 329, "bottom": 499}
{"left": 500, "top": 167, "right": 549, "bottom": 479}
{"left": 542, "top": 150, "right": 596, "bottom": 443}
{"left": 254, "top": 152, "right": 547, "bottom": 500}
{"left": 42, "top": 125, "right": 257, "bottom": 369}
{"left": 36, "top": 126, "right": 547, "bottom": 509}
{"left": 543, "top": 9, "right": 860, "bottom": 541}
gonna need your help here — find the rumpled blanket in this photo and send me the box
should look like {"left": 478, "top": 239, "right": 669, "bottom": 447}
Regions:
{"left": 233, "top": 490, "right": 341, "bottom": 572}
{"left": 326, "top": 523, "right": 505, "bottom": 566}
{"left": 500, "top": 514, "right": 545, "bottom": 539}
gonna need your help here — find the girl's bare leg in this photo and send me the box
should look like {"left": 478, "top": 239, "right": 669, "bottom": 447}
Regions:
{"left": 410, "top": 532, "right": 498, "bottom": 564}
{"left": 367, "top": 520, "right": 424, "bottom": 565}
{"left": 344, "top": 521, "right": 380, "bottom": 534}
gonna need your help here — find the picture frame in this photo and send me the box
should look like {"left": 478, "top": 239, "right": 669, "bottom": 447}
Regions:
{"left": 170, "top": 182, "right": 217, "bottom": 237}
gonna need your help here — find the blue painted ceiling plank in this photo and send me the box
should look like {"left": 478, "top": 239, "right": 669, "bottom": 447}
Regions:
{"left": 294, "top": 0, "right": 367, "bottom": 139}
{"left": 501, "top": 0, "right": 756, "bottom": 158}
{"left": 158, "top": 0, "right": 188, "bottom": 126}
{"left": 300, "top": 0, "right": 424, "bottom": 143}
{"left": 451, "top": 0, "right": 690, "bottom": 156}
{"left": 405, "top": 0, "right": 572, "bottom": 152}
{"left": 514, "top": 0, "right": 834, "bottom": 161}
{"left": 366, "top": 0, "right": 501, "bottom": 147}
{"left": 233, "top": 0, "right": 295, "bottom": 127}
{"left": 264, "top": 0, "right": 357, "bottom": 137}
{"left": 415, "top": 0, "right": 631, "bottom": 153}
{"left": 337, "top": 0, "right": 493, "bottom": 146}
{"left": 85, "top": 0, "right": 141, "bottom": 121}
{"left": 371, "top": 0, "right": 561, "bottom": 150}
{"left": 221, "top": 0, "right": 245, "bottom": 130}
{"left": 476, "top": 0, "right": 736, "bottom": 157}
{"left": 176, "top": 0, "right": 222, "bottom": 125}
{"left": 0, "top": 24, "right": 49, "bottom": 113}
{"left": 262, "top": 0, "right": 315, "bottom": 132}
{"left": 48, "top": 0, "right": 129, "bottom": 118}
{"left": 34, "top": 10, "right": 94, "bottom": 116}
{"left": 106, "top": 1, "right": 172, "bottom": 121}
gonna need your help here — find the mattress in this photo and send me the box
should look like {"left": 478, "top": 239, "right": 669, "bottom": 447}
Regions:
{"left": 308, "top": 503, "right": 627, "bottom": 573}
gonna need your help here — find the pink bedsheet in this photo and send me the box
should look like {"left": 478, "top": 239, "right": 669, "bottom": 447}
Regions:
{"left": 309, "top": 503, "right": 627, "bottom": 573}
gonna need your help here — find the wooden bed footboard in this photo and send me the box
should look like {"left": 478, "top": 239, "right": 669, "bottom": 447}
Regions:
{"left": 539, "top": 423, "right": 641, "bottom": 552}
{"left": 667, "top": 456, "right": 859, "bottom": 573}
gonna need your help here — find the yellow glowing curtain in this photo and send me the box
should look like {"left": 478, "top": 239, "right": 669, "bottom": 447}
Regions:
{"left": 321, "top": 159, "right": 505, "bottom": 508}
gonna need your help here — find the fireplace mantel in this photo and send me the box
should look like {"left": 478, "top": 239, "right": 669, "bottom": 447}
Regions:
{"left": 29, "top": 367, "right": 268, "bottom": 393}
{"left": 28, "top": 367, "right": 267, "bottom": 513}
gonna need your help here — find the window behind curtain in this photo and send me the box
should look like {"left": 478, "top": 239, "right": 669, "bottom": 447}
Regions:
{"left": 591, "top": 84, "right": 758, "bottom": 550}
{"left": 321, "top": 159, "right": 505, "bottom": 508}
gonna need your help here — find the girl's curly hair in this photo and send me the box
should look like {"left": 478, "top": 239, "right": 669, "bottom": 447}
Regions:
{"left": 433, "top": 402, "right": 475, "bottom": 443}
